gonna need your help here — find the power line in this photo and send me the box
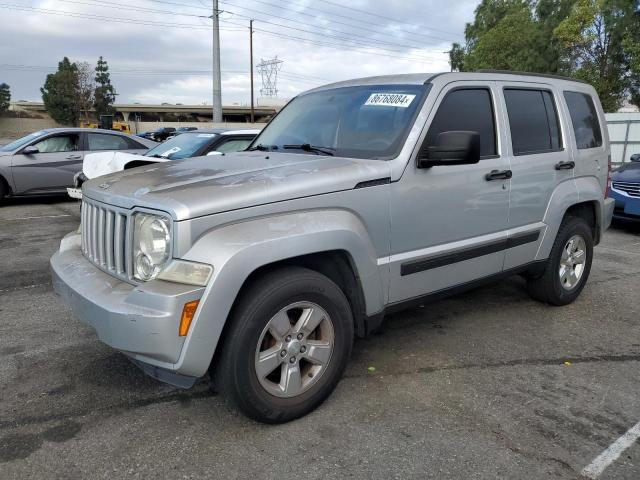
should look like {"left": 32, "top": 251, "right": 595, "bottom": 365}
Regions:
{"left": 221, "top": 18, "right": 446, "bottom": 64}
{"left": 222, "top": 9, "right": 446, "bottom": 62}
{"left": 0, "top": 64, "right": 327, "bottom": 83}
{"left": 219, "top": 0, "right": 452, "bottom": 47}
{"left": 313, "top": 0, "right": 463, "bottom": 38}
{"left": 0, "top": 3, "right": 447, "bottom": 65}
{"left": 241, "top": 0, "right": 462, "bottom": 43}
{"left": 0, "top": 3, "right": 219, "bottom": 29}
{"left": 58, "top": 0, "right": 209, "bottom": 19}
{"left": 218, "top": 0, "right": 442, "bottom": 53}
{"left": 52, "top": 0, "right": 448, "bottom": 58}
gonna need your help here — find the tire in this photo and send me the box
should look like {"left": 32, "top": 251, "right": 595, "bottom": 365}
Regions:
{"left": 0, "top": 179, "right": 6, "bottom": 204}
{"left": 527, "top": 216, "right": 594, "bottom": 306}
{"left": 215, "top": 266, "right": 354, "bottom": 423}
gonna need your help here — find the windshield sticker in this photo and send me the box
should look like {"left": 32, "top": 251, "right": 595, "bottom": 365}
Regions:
{"left": 160, "top": 146, "right": 181, "bottom": 157}
{"left": 197, "top": 134, "right": 216, "bottom": 138}
{"left": 364, "top": 93, "right": 416, "bottom": 108}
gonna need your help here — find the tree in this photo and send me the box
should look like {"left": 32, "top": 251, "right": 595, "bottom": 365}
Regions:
{"left": 622, "top": 8, "right": 640, "bottom": 109}
{"left": 76, "top": 62, "right": 95, "bottom": 123}
{"left": 94, "top": 56, "right": 116, "bottom": 117}
{"left": 450, "top": 0, "right": 640, "bottom": 112}
{"left": 0, "top": 83, "right": 10, "bottom": 114}
{"left": 41, "top": 57, "right": 80, "bottom": 126}
{"left": 456, "top": 0, "right": 567, "bottom": 73}
{"left": 449, "top": 43, "right": 466, "bottom": 72}
{"left": 554, "top": 0, "right": 637, "bottom": 111}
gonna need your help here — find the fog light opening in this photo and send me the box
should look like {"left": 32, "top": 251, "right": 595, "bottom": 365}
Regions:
{"left": 179, "top": 300, "right": 200, "bottom": 337}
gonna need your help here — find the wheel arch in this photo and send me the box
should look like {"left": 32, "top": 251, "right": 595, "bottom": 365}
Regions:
{"left": 0, "top": 172, "right": 12, "bottom": 197}
{"left": 173, "top": 209, "right": 385, "bottom": 378}
{"left": 537, "top": 177, "right": 603, "bottom": 260}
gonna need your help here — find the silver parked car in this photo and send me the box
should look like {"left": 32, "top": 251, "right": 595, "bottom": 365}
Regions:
{"left": 52, "top": 72, "right": 614, "bottom": 423}
{"left": 0, "top": 128, "right": 155, "bottom": 200}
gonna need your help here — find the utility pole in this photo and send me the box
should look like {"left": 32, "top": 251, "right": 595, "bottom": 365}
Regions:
{"left": 249, "top": 19, "right": 254, "bottom": 123}
{"left": 211, "top": 0, "right": 223, "bottom": 123}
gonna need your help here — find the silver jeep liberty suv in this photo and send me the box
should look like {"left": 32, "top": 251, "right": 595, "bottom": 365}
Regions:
{"left": 52, "top": 71, "right": 614, "bottom": 423}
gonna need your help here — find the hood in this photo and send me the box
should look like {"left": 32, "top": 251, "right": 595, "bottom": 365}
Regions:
{"left": 82, "top": 151, "right": 391, "bottom": 220}
{"left": 612, "top": 161, "right": 640, "bottom": 183}
{"left": 83, "top": 151, "right": 168, "bottom": 179}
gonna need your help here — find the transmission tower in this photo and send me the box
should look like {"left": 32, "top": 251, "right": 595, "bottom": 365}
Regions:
{"left": 257, "top": 56, "right": 283, "bottom": 97}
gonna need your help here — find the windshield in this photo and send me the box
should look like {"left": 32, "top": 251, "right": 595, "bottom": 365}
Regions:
{"left": 251, "top": 84, "right": 429, "bottom": 159}
{"left": 0, "top": 131, "right": 47, "bottom": 152}
{"left": 145, "top": 132, "right": 218, "bottom": 160}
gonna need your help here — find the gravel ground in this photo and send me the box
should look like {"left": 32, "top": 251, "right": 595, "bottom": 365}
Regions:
{"left": 1, "top": 196, "right": 639, "bottom": 479}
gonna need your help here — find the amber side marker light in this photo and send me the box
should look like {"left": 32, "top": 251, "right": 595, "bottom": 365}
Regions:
{"left": 179, "top": 300, "right": 200, "bottom": 337}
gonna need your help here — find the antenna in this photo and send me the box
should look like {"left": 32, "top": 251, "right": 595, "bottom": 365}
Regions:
{"left": 256, "top": 56, "right": 283, "bottom": 97}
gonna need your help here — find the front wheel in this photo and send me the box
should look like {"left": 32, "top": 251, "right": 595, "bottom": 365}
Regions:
{"left": 215, "top": 266, "right": 354, "bottom": 423}
{"left": 527, "top": 216, "right": 594, "bottom": 306}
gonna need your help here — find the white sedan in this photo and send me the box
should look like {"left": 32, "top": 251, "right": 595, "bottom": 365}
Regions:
{"left": 68, "top": 128, "right": 259, "bottom": 199}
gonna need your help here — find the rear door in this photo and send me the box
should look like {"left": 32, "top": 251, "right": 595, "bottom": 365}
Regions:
{"left": 497, "top": 82, "right": 573, "bottom": 269}
{"left": 11, "top": 132, "right": 82, "bottom": 193}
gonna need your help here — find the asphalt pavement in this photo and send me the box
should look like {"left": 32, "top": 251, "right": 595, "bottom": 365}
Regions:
{"left": 1, "top": 196, "right": 639, "bottom": 479}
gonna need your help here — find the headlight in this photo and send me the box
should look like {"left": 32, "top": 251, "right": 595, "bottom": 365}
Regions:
{"left": 133, "top": 213, "right": 171, "bottom": 281}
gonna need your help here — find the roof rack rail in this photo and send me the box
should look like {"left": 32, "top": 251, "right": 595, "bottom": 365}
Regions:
{"left": 476, "top": 70, "right": 588, "bottom": 84}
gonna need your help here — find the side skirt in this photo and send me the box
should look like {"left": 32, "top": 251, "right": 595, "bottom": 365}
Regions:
{"left": 363, "top": 260, "right": 547, "bottom": 330}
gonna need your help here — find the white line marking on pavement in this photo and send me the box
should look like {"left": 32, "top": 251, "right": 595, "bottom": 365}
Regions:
{"left": 6, "top": 214, "right": 71, "bottom": 221}
{"left": 581, "top": 421, "right": 640, "bottom": 478}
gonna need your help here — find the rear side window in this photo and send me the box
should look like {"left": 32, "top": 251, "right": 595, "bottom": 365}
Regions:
{"left": 563, "top": 91, "right": 603, "bottom": 149}
{"left": 426, "top": 88, "right": 497, "bottom": 157}
{"left": 504, "top": 89, "right": 562, "bottom": 155}
{"left": 88, "top": 133, "right": 131, "bottom": 151}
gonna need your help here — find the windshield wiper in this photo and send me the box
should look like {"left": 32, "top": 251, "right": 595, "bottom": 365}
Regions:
{"left": 283, "top": 144, "right": 335, "bottom": 156}
{"left": 248, "top": 143, "right": 278, "bottom": 151}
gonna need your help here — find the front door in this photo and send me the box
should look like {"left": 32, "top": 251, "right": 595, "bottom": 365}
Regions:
{"left": 12, "top": 132, "right": 83, "bottom": 194}
{"left": 388, "top": 82, "right": 511, "bottom": 304}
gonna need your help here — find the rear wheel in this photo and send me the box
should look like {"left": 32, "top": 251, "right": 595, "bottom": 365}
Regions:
{"left": 527, "top": 216, "right": 593, "bottom": 306}
{"left": 215, "top": 266, "right": 354, "bottom": 423}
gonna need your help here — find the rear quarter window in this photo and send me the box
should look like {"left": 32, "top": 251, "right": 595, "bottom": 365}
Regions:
{"left": 563, "top": 91, "right": 603, "bottom": 149}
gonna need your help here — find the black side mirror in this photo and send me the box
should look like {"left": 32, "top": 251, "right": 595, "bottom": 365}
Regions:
{"left": 417, "top": 131, "right": 481, "bottom": 168}
{"left": 631, "top": 153, "right": 640, "bottom": 163}
{"left": 22, "top": 146, "right": 39, "bottom": 155}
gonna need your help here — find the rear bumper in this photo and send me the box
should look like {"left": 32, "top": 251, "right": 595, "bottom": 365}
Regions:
{"left": 51, "top": 232, "right": 204, "bottom": 386}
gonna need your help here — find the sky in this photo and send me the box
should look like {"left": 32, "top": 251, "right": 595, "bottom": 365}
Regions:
{"left": 0, "top": 0, "right": 479, "bottom": 106}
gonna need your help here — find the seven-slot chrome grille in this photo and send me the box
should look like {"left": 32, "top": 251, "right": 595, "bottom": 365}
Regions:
{"left": 612, "top": 181, "right": 640, "bottom": 198}
{"left": 81, "top": 199, "right": 131, "bottom": 280}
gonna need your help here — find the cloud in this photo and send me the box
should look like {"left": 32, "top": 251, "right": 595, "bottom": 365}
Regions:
{"left": 0, "top": 0, "right": 477, "bottom": 104}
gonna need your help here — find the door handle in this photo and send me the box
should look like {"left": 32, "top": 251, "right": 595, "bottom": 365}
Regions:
{"left": 485, "top": 169, "right": 512, "bottom": 181}
{"left": 555, "top": 161, "right": 575, "bottom": 170}
{"left": 66, "top": 154, "right": 82, "bottom": 160}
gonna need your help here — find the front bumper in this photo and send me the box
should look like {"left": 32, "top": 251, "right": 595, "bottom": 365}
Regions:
{"left": 51, "top": 232, "right": 205, "bottom": 387}
{"left": 609, "top": 189, "right": 640, "bottom": 221}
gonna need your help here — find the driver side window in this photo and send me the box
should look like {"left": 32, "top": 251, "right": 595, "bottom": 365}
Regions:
{"left": 32, "top": 134, "right": 79, "bottom": 153}
{"left": 426, "top": 88, "right": 497, "bottom": 158}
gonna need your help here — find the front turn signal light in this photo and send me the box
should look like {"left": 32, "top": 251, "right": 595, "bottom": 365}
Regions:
{"left": 179, "top": 300, "right": 200, "bottom": 337}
